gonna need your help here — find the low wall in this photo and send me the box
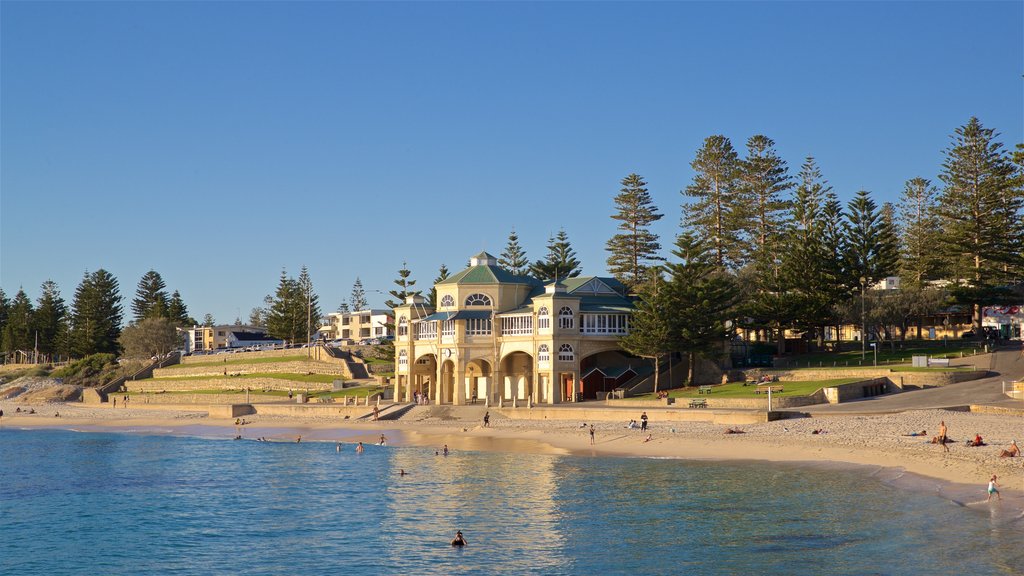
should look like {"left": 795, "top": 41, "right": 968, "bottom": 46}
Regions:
{"left": 969, "top": 405, "right": 1024, "bottom": 417}
{"left": 126, "top": 378, "right": 333, "bottom": 393}
{"left": 181, "top": 349, "right": 315, "bottom": 364}
{"left": 495, "top": 406, "right": 776, "bottom": 425}
{"left": 154, "top": 360, "right": 347, "bottom": 379}
{"left": 81, "top": 388, "right": 104, "bottom": 405}
{"left": 209, "top": 404, "right": 256, "bottom": 418}
{"left": 743, "top": 368, "right": 988, "bottom": 387}
{"left": 126, "top": 393, "right": 284, "bottom": 405}
{"left": 821, "top": 378, "right": 893, "bottom": 404}
{"left": 251, "top": 404, "right": 372, "bottom": 419}
{"left": 604, "top": 396, "right": 820, "bottom": 409}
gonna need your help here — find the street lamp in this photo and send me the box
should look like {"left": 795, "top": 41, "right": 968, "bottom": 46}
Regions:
{"left": 860, "top": 276, "right": 867, "bottom": 360}
{"left": 870, "top": 342, "right": 877, "bottom": 366}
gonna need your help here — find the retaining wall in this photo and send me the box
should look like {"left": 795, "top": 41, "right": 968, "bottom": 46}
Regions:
{"left": 154, "top": 360, "right": 348, "bottom": 379}
{"left": 125, "top": 378, "right": 333, "bottom": 393}
{"left": 604, "top": 395, "right": 820, "bottom": 409}
{"left": 495, "top": 406, "right": 779, "bottom": 425}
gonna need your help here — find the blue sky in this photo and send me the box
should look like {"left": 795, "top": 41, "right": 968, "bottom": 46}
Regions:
{"left": 2, "top": 1, "right": 1021, "bottom": 323}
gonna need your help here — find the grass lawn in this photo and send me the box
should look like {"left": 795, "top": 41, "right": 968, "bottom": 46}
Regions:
{"left": 138, "top": 372, "right": 340, "bottom": 384}
{"left": 775, "top": 344, "right": 985, "bottom": 369}
{"left": 631, "top": 378, "right": 861, "bottom": 400}
{"left": 126, "top": 386, "right": 384, "bottom": 398}
{"left": 175, "top": 355, "right": 310, "bottom": 369}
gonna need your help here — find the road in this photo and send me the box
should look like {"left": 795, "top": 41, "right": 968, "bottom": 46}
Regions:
{"left": 807, "top": 344, "right": 1024, "bottom": 415}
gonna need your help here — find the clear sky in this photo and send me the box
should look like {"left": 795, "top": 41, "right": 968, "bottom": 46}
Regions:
{"left": 2, "top": 1, "right": 1021, "bottom": 324}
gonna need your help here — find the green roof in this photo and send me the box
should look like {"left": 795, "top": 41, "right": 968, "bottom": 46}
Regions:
{"left": 438, "top": 264, "right": 539, "bottom": 286}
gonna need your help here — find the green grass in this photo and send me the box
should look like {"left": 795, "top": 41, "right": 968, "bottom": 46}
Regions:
{"left": 127, "top": 386, "right": 384, "bottom": 398}
{"left": 139, "top": 372, "right": 340, "bottom": 384}
{"left": 631, "top": 378, "right": 861, "bottom": 400}
{"left": 773, "top": 344, "right": 983, "bottom": 369}
{"left": 175, "top": 354, "right": 310, "bottom": 369}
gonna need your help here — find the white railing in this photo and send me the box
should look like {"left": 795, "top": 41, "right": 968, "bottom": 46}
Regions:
{"left": 580, "top": 314, "right": 629, "bottom": 335}
{"left": 501, "top": 315, "right": 532, "bottom": 336}
{"left": 415, "top": 321, "right": 437, "bottom": 340}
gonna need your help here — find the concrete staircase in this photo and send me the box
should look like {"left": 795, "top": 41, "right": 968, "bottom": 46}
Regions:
{"left": 321, "top": 345, "right": 371, "bottom": 379}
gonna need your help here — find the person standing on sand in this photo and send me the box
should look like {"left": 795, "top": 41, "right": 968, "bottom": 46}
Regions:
{"left": 640, "top": 412, "right": 648, "bottom": 432}
{"left": 589, "top": 424, "right": 595, "bottom": 445}
{"left": 373, "top": 405, "right": 380, "bottom": 421}
{"left": 938, "top": 420, "right": 949, "bottom": 452}
{"left": 112, "top": 397, "right": 116, "bottom": 409}
{"left": 987, "top": 475, "right": 1001, "bottom": 501}
{"left": 483, "top": 411, "right": 490, "bottom": 427}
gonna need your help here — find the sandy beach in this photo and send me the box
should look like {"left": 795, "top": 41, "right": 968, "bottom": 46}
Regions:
{"left": 3, "top": 399, "right": 1022, "bottom": 502}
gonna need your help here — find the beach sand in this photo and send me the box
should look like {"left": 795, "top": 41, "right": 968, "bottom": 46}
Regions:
{"left": 3, "top": 400, "right": 1022, "bottom": 502}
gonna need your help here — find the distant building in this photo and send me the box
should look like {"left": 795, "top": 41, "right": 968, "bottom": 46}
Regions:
{"left": 982, "top": 305, "right": 1023, "bottom": 340}
{"left": 182, "top": 325, "right": 282, "bottom": 353}
{"left": 393, "top": 251, "right": 638, "bottom": 405}
{"left": 319, "top": 309, "right": 394, "bottom": 343}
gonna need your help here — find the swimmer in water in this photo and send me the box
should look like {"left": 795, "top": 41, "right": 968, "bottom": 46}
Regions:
{"left": 451, "top": 531, "right": 467, "bottom": 546}
{"left": 400, "top": 469, "right": 407, "bottom": 476}
{"left": 356, "top": 442, "right": 364, "bottom": 454}
{"left": 337, "top": 442, "right": 342, "bottom": 452}
{"left": 379, "top": 434, "right": 387, "bottom": 446}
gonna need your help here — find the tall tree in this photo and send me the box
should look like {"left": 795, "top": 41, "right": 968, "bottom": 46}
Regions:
{"left": 682, "top": 135, "right": 743, "bottom": 270}
{"left": 297, "top": 265, "right": 321, "bottom": 344}
{"left": 844, "top": 190, "right": 898, "bottom": 353}
{"left": 662, "top": 233, "right": 739, "bottom": 384}
{"left": 166, "top": 290, "right": 193, "bottom": 327}
{"left": 1, "top": 289, "right": 35, "bottom": 356}
{"left": 529, "top": 229, "right": 581, "bottom": 283}
{"left": 0, "top": 289, "right": 10, "bottom": 341}
{"left": 936, "top": 117, "right": 1022, "bottom": 331}
{"left": 619, "top": 273, "right": 673, "bottom": 393}
{"left": 897, "top": 177, "right": 944, "bottom": 289}
{"left": 119, "top": 317, "right": 180, "bottom": 359}
{"left": 267, "top": 270, "right": 304, "bottom": 341}
{"left": 69, "top": 269, "right": 124, "bottom": 357}
{"left": 739, "top": 135, "right": 792, "bottom": 256}
{"left": 385, "top": 261, "right": 418, "bottom": 309}
{"left": 498, "top": 230, "right": 529, "bottom": 276}
{"left": 427, "top": 264, "right": 450, "bottom": 308}
{"left": 350, "top": 278, "right": 368, "bottom": 312}
{"left": 131, "top": 270, "right": 169, "bottom": 321}
{"left": 336, "top": 302, "right": 351, "bottom": 314}
{"left": 34, "top": 280, "right": 67, "bottom": 359}
{"left": 605, "top": 173, "right": 664, "bottom": 290}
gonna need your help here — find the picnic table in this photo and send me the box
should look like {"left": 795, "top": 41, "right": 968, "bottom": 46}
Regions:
{"left": 688, "top": 398, "right": 708, "bottom": 408}
{"left": 755, "top": 385, "right": 784, "bottom": 395}
{"left": 698, "top": 385, "right": 714, "bottom": 394}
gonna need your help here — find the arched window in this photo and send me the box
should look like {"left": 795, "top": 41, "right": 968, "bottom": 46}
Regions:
{"left": 538, "top": 307, "right": 550, "bottom": 330}
{"left": 397, "top": 316, "right": 408, "bottom": 336}
{"left": 398, "top": 349, "right": 408, "bottom": 367}
{"left": 558, "top": 344, "right": 574, "bottom": 362}
{"left": 440, "top": 294, "right": 454, "bottom": 308}
{"left": 558, "top": 306, "right": 574, "bottom": 329}
{"left": 465, "top": 293, "right": 492, "bottom": 307}
{"left": 538, "top": 344, "right": 550, "bottom": 363}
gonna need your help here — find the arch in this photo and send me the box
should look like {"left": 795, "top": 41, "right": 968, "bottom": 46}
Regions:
{"left": 538, "top": 307, "right": 550, "bottom": 329}
{"left": 558, "top": 306, "right": 574, "bottom": 329}
{"left": 465, "top": 293, "right": 492, "bottom": 307}
{"left": 500, "top": 351, "right": 534, "bottom": 403}
{"left": 397, "top": 316, "right": 409, "bottom": 336}
{"left": 537, "top": 344, "right": 550, "bottom": 363}
{"left": 440, "top": 294, "right": 454, "bottom": 308}
{"left": 558, "top": 343, "right": 574, "bottom": 362}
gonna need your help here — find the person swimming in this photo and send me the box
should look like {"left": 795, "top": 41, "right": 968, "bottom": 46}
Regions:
{"left": 451, "top": 530, "right": 467, "bottom": 546}
{"left": 356, "top": 442, "right": 364, "bottom": 454}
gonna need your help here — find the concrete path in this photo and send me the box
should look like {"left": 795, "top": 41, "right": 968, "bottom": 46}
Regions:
{"left": 807, "top": 344, "right": 1024, "bottom": 415}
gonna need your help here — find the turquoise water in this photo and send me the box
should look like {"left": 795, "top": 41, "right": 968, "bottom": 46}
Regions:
{"left": 1, "top": 428, "right": 1021, "bottom": 575}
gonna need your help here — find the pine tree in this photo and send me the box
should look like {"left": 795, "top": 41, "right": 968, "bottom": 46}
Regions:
{"left": 845, "top": 190, "right": 898, "bottom": 288}
{"left": 202, "top": 313, "right": 215, "bottom": 327}
{"left": 936, "top": 117, "right": 1021, "bottom": 331}
{"left": 605, "top": 173, "right": 664, "bottom": 290}
{"left": 385, "top": 261, "right": 418, "bottom": 309}
{"left": 662, "top": 233, "right": 739, "bottom": 384}
{"left": 619, "top": 273, "right": 673, "bottom": 392}
{"left": 0, "top": 289, "right": 9, "bottom": 343}
{"left": 529, "top": 229, "right": 582, "bottom": 283}
{"left": 297, "top": 265, "right": 321, "bottom": 344}
{"left": 267, "top": 271, "right": 302, "bottom": 341}
{"left": 498, "top": 230, "right": 529, "bottom": 276}
{"left": 336, "top": 302, "right": 350, "bottom": 314}
{"left": 1, "top": 289, "right": 35, "bottom": 356}
{"left": 682, "top": 135, "right": 743, "bottom": 270}
{"left": 166, "top": 290, "right": 192, "bottom": 327}
{"left": 427, "top": 264, "right": 450, "bottom": 308}
{"left": 34, "top": 280, "right": 67, "bottom": 359}
{"left": 350, "top": 278, "right": 368, "bottom": 312}
{"left": 132, "top": 270, "right": 169, "bottom": 321}
{"left": 69, "top": 269, "right": 124, "bottom": 357}
{"left": 739, "top": 135, "right": 792, "bottom": 256}
{"left": 898, "top": 177, "right": 944, "bottom": 289}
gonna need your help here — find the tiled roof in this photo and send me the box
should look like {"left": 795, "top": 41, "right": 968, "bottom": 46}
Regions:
{"left": 438, "top": 264, "right": 540, "bottom": 286}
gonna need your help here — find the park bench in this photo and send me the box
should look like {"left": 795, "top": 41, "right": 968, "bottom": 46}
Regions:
{"left": 927, "top": 358, "right": 950, "bottom": 367}
{"left": 755, "top": 385, "right": 784, "bottom": 395}
{"left": 698, "top": 385, "right": 714, "bottom": 394}
{"left": 688, "top": 398, "right": 708, "bottom": 408}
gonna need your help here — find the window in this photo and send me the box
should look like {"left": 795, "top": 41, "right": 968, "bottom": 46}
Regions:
{"left": 465, "top": 293, "right": 492, "bottom": 307}
{"left": 441, "top": 319, "right": 456, "bottom": 337}
{"left": 558, "top": 344, "right": 574, "bottom": 362}
{"left": 538, "top": 344, "right": 550, "bottom": 363}
{"left": 398, "top": 350, "right": 408, "bottom": 367}
{"left": 397, "top": 316, "right": 408, "bottom": 336}
{"left": 580, "top": 314, "right": 629, "bottom": 335}
{"left": 342, "top": 317, "right": 350, "bottom": 326}
{"left": 342, "top": 329, "right": 350, "bottom": 339}
{"left": 538, "top": 307, "right": 550, "bottom": 329}
{"left": 440, "top": 294, "right": 455, "bottom": 308}
{"left": 465, "top": 318, "right": 492, "bottom": 336}
{"left": 558, "top": 307, "right": 574, "bottom": 329}
{"left": 375, "top": 326, "right": 384, "bottom": 336}
{"left": 501, "top": 315, "right": 533, "bottom": 335}
{"left": 415, "top": 321, "right": 437, "bottom": 340}
{"left": 360, "top": 328, "right": 371, "bottom": 338}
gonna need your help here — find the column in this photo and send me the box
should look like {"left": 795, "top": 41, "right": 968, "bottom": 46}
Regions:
{"left": 453, "top": 362, "right": 465, "bottom": 406}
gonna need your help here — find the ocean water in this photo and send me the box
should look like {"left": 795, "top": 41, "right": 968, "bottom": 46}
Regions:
{"left": 1, "top": 428, "right": 1021, "bottom": 576}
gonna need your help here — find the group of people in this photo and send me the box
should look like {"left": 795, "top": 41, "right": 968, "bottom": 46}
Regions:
{"left": 413, "top": 391, "right": 430, "bottom": 406}
{"left": 111, "top": 395, "right": 130, "bottom": 408}
{"left": 927, "top": 420, "right": 1019, "bottom": 457}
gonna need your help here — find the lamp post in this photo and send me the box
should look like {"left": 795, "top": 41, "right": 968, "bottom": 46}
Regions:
{"left": 870, "top": 342, "right": 877, "bottom": 366}
{"left": 860, "top": 276, "right": 867, "bottom": 360}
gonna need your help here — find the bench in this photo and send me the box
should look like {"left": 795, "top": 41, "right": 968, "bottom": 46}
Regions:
{"left": 698, "top": 385, "right": 714, "bottom": 394}
{"left": 688, "top": 398, "right": 708, "bottom": 408}
{"left": 927, "top": 358, "right": 950, "bottom": 367}
{"left": 755, "top": 385, "right": 784, "bottom": 395}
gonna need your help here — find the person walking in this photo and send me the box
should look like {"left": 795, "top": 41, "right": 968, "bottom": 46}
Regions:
{"left": 589, "top": 424, "right": 595, "bottom": 445}
{"left": 938, "top": 420, "right": 949, "bottom": 453}
{"left": 483, "top": 411, "right": 490, "bottom": 427}
{"left": 987, "top": 474, "right": 1001, "bottom": 502}
{"left": 640, "top": 411, "right": 648, "bottom": 432}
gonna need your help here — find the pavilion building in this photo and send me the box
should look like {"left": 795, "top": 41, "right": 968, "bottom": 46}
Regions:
{"left": 392, "top": 252, "right": 640, "bottom": 405}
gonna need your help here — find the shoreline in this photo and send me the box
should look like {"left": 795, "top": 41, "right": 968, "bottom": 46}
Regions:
{"left": 3, "top": 400, "right": 1023, "bottom": 504}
